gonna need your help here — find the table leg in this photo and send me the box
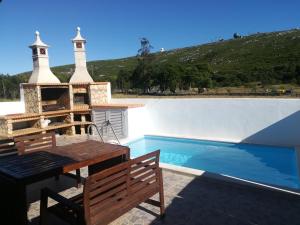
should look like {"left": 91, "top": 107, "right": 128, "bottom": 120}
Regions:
{"left": 0, "top": 178, "right": 28, "bottom": 225}
{"left": 16, "top": 184, "right": 28, "bottom": 225}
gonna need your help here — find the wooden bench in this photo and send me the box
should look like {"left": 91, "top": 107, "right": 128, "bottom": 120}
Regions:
{"left": 14, "top": 133, "right": 81, "bottom": 187}
{"left": 40, "top": 150, "right": 165, "bottom": 225}
{"left": 0, "top": 139, "right": 17, "bottom": 157}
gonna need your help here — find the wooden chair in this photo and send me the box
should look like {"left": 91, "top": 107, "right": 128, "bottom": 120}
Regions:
{"left": 14, "top": 133, "right": 56, "bottom": 155}
{"left": 40, "top": 150, "right": 165, "bottom": 225}
{"left": 0, "top": 139, "right": 17, "bottom": 157}
{"left": 14, "top": 132, "right": 82, "bottom": 187}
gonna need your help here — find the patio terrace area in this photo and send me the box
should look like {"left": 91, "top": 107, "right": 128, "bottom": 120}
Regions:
{"left": 24, "top": 135, "right": 300, "bottom": 225}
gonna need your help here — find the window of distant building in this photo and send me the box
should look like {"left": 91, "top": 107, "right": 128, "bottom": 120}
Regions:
{"left": 76, "top": 42, "right": 82, "bottom": 48}
{"left": 40, "top": 48, "right": 46, "bottom": 55}
{"left": 32, "top": 48, "right": 38, "bottom": 55}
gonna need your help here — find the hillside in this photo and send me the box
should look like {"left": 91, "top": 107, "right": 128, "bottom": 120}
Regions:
{"left": 16, "top": 29, "right": 300, "bottom": 81}
{"left": 2, "top": 28, "right": 300, "bottom": 98}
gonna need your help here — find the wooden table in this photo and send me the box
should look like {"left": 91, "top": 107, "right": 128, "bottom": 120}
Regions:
{"left": 0, "top": 140, "right": 130, "bottom": 225}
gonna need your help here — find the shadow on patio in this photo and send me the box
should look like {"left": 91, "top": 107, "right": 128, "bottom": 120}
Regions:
{"left": 27, "top": 173, "right": 84, "bottom": 225}
{"left": 148, "top": 172, "right": 300, "bottom": 225}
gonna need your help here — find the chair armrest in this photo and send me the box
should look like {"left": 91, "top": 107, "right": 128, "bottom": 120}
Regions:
{"left": 41, "top": 188, "right": 82, "bottom": 213}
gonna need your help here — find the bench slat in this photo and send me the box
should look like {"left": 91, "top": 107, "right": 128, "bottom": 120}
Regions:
{"left": 89, "top": 170, "right": 127, "bottom": 191}
{"left": 130, "top": 169, "right": 156, "bottom": 185}
{"left": 89, "top": 177, "right": 127, "bottom": 200}
{"left": 130, "top": 158, "right": 156, "bottom": 171}
{"left": 130, "top": 163, "right": 157, "bottom": 178}
{"left": 90, "top": 189, "right": 127, "bottom": 216}
{"left": 130, "top": 150, "right": 160, "bottom": 164}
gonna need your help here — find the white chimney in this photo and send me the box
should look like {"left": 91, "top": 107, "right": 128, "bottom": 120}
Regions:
{"left": 69, "top": 27, "right": 94, "bottom": 83}
{"left": 28, "top": 31, "right": 60, "bottom": 84}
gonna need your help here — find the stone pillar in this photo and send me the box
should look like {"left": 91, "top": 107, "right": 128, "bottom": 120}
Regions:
{"left": 7, "top": 120, "right": 13, "bottom": 136}
{"left": 0, "top": 119, "right": 9, "bottom": 137}
{"left": 80, "top": 115, "right": 86, "bottom": 134}
{"left": 69, "top": 85, "right": 74, "bottom": 110}
{"left": 23, "top": 85, "right": 42, "bottom": 114}
{"left": 69, "top": 113, "right": 76, "bottom": 135}
{"left": 89, "top": 83, "right": 111, "bottom": 105}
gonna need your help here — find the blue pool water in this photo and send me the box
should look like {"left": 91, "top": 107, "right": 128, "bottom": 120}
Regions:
{"left": 127, "top": 135, "right": 300, "bottom": 189}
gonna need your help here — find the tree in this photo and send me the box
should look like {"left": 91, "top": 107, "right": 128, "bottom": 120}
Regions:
{"left": 193, "top": 64, "right": 213, "bottom": 92}
{"left": 153, "top": 64, "right": 180, "bottom": 93}
{"left": 233, "top": 33, "right": 242, "bottom": 39}
{"left": 137, "top": 38, "right": 153, "bottom": 57}
{"left": 130, "top": 61, "right": 154, "bottom": 93}
{"left": 181, "top": 66, "right": 198, "bottom": 90}
{"left": 295, "top": 65, "right": 300, "bottom": 85}
{"left": 116, "top": 70, "right": 132, "bottom": 93}
{"left": 0, "top": 76, "right": 6, "bottom": 98}
{"left": 131, "top": 38, "right": 155, "bottom": 93}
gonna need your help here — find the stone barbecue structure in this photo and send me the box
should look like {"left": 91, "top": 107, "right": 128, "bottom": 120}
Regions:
{"left": 0, "top": 28, "right": 139, "bottom": 139}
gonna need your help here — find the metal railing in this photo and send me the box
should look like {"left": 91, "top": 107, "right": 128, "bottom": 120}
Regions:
{"left": 87, "top": 121, "right": 120, "bottom": 145}
{"left": 87, "top": 123, "right": 104, "bottom": 142}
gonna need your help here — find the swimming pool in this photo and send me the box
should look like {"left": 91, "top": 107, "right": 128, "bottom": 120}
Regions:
{"left": 127, "top": 135, "right": 300, "bottom": 189}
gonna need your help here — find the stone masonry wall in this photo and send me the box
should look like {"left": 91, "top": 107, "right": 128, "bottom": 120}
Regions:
{"left": 0, "top": 119, "right": 8, "bottom": 137}
{"left": 89, "top": 83, "right": 111, "bottom": 105}
{"left": 23, "top": 86, "right": 41, "bottom": 113}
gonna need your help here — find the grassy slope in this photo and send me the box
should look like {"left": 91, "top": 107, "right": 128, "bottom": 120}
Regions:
{"left": 16, "top": 29, "right": 300, "bottom": 83}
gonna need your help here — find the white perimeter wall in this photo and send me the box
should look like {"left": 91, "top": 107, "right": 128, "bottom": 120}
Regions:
{"left": 112, "top": 98, "right": 300, "bottom": 147}
{"left": 0, "top": 101, "right": 25, "bottom": 115}
{"left": 1, "top": 98, "right": 300, "bottom": 147}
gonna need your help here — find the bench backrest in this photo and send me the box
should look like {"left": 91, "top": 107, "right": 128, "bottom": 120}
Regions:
{"left": 83, "top": 150, "right": 160, "bottom": 225}
{"left": 0, "top": 139, "right": 17, "bottom": 157}
{"left": 14, "top": 132, "right": 56, "bottom": 155}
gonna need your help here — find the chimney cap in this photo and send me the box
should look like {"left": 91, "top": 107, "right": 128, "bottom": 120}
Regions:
{"left": 72, "top": 26, "right": 86, "bottom": 43}
{"left": 29, "top": 31, "right": 49, "bottom": 48}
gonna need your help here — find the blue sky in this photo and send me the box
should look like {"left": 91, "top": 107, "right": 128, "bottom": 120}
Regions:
{"left": 0, "top": 0, "right": 300, "bottom": 74}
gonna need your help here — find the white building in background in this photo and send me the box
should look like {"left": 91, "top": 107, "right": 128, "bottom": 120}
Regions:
{"left": 160, "top": 48, "right": 165, "bottom": 52}
{"left": 28, "top": 31, "right": 60, "bottom": 84}
{"left": 69, "top": 27, "right": 94, "bottom": 83}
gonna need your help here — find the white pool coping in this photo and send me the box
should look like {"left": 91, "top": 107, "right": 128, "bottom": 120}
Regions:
{"left": 121, "top": 133, "right": 299, "bottom": 148}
